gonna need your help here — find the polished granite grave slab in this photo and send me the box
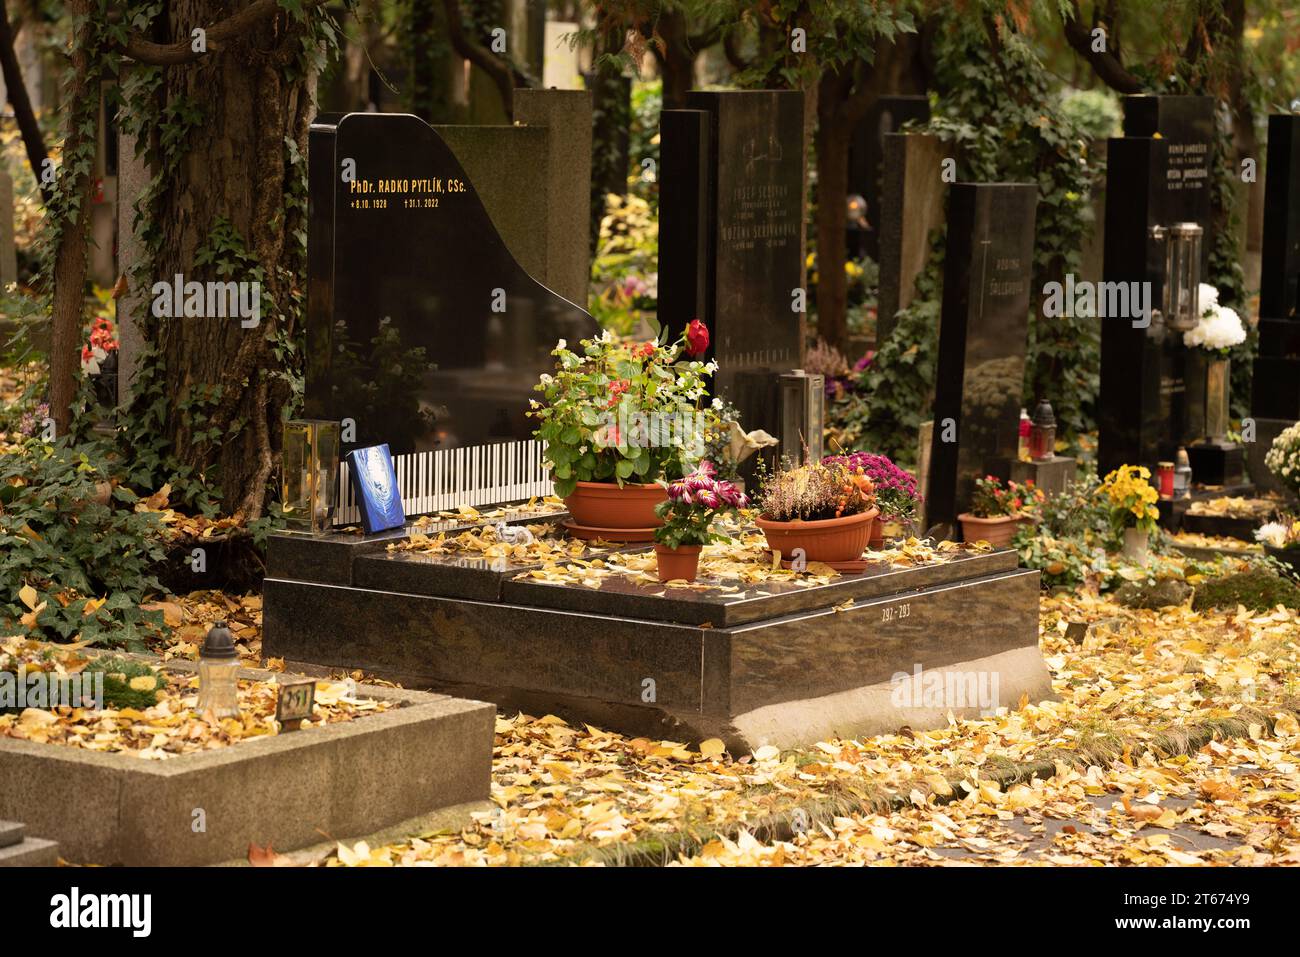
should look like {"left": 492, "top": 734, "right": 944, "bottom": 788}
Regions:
{"left": 354, "top": 523, "right": 628, "bottom": 602}
{"left": 267, "top": 506, "right": 564, "bottom": 586}
{"left": 263, "top": 530, "right": 1053, "bottom": 749}
{"left": 503, "top": 547, "right": 1017, "bottom": 627}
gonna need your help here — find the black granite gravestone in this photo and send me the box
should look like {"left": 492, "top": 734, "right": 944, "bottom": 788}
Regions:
{"left": 304, "top": 112, "right": 598, "bottom": 518}
{"left": 659, "top": 91, "right": 805, "bottom": 440}
{"left": 1252, "top": 114, "right": 1300, "bottom": 420}
{"left": 1247, "top": 113, "right": 1300, "bottom": 492}
{"left": 848, "top": 95, "right": 931, "bottom": 260}
{"left": 1098, "top": 95, "right": 1220, "bottom": 480}
{"left": 926, "top": 183, "right": 1038, "bottom": 530}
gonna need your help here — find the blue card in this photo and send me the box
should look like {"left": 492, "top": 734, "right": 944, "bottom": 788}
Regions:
{"left": 345, "top": 444, "right": 406, "bottom": 534}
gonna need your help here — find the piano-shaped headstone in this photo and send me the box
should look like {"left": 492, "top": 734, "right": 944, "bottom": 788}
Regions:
{"left": 304, "top": 112, "right": 598, "bottom": 524}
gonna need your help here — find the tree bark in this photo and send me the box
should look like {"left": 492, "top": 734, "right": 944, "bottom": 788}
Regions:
{"left": 589, "top": 26, "right": 630, "bottom": 254}
{"left": 48, "top": 0, "right": 98, "bottom": 437}
{"left": 1062, "top": 0, "right": 1145, "bottom": 94}
{"left": 0, "top": 0, "right": 50, "bottom": 204}
{"left": 441, "top": 0, "right": 527, "bottom": 119}
{"left": 146, "top": 1, "right": 317, "bottom": 519}
{"left": 812, "top": 36, "right": 924, "bottom": 354}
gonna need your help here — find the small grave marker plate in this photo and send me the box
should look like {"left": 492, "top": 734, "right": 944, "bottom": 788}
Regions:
{"left": 275, "top": 679, "right": 317, "bottom": 731}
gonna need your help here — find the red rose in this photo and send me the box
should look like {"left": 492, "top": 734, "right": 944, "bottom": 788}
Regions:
{"left": 685, "top": 319, "right": 709, "bottom": 357}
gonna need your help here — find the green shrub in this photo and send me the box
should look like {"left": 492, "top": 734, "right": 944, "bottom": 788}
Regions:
{"left": 0, "top": 438, "right": 167, "bottom": 647}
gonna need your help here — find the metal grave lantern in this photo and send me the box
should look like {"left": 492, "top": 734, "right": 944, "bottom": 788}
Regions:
{"left": 281, "top": 419, "right": 341, "bottom": 533}
{"left": 1151, "top": 222, "right": 1203, "bottom": 331}
{"left": 779, "top": 369, "right": 825, "bottom": 465}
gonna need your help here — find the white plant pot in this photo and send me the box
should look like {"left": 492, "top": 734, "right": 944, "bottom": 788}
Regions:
{"left": 1122, "top": 526, "right": 1150, "bottom": 563}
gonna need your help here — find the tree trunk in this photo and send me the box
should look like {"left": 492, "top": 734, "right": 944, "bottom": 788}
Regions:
{"left": 0, "top": 0, "right": 50, "bottom": 203}
{"left": 589, "top": 27, "right": 630, "bottom": 255}
{"left": 409, "top": 0, "right": 437, "bottom": 120}
{"left": 47, "top": 0, "right": 97, "bottom": 437}
{"left": 657, "top": 9, "right": 694, "bottom": 110}
{"left": 148, "top": 1, "right": 317, "bottom": 520}
{"left": 814, "top": 69, "right": 851, "bottom": 353}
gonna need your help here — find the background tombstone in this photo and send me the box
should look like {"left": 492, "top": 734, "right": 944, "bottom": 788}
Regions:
{"left": 658, "top": 90, "right": 805, "bottom": 441}
{"left": 877, "top": 131, "right": 948, "bottom": 345}
{"left": 1097, "top": 94, "right": 1217, "bottom": 481}
{"left": 1248, "top": 112, "right": 1300, "bottom": 492}
{"left": 305, "top": 112, "right": 598, "bottom": 521}
{"left": 847, "top": 94, "right": 930, "bottom": 261}
{"left": 513, "top": 88, "right": 593, "bottom": 307}
{"left": 926, "top": 183, "right": 1038, "bottom": 532}
{"left": 435, "top": 88, "right": 592, "bottom": 307}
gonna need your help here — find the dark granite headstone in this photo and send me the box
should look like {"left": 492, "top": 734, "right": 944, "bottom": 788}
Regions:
{"left": 1252, "top": 114, "right": 1300, "bottom": 420}
{"left": 658, "top": 90, "right": 805, "bottom": 439}
{"left": 1248, "top": 114, "right": 1300, "bottom": 491}
{"left": 1098, "top": 95, "right": 1216, "bottom": 479}
{"left": 848, "top": 95, "right": 931, "bottom": 260}
{"left": 927, "top": 183, "right": 1038, "bottom": 529}
{"left": 1260, "top": 114, "right": 1300, "bottom": 322}
{"left": 305, "top": 112, "right": 598, "bottom": 518}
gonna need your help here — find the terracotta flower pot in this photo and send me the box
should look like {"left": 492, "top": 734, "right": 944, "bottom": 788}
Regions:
{"left": 563, "top": 480, "right": 667, "bottom": 529}
{"left": 754, "top": 508, "right": 879, "bottom": 564}
{"left": 654, "top": 543, "right": 702, "bottom": 582}
{"left": 957, "top": 513, "right": 1020, "bottom": 548}
{"left": 868, "top": 515, "right": 885, "bottom": 550}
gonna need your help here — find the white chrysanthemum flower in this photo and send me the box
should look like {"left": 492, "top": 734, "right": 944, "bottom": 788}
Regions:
{"left": 1183, "top": 298, "right": 1245, "bottom": 351}
{"left": 1255, "top": 522, "right": 1289, "bottom": 547}
{"left": 1198, "top": 282, "right": 1220, "bottom": 312}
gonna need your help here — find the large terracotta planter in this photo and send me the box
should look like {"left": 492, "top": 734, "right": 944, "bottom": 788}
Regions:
{"left": 754, "top": 508, "right": 879, "bottom": 564}
{"left": 958, "top": 513, "right": 1019, "bottom": 548}
{"left": 563, "top": 480, "right": 667, "bottom": 529}
{"left": 654, "top": 544, "right": 702, "bottom": 582}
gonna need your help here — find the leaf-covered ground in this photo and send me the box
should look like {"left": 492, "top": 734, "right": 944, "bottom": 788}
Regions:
{"left": 291, "top": 587, "right": 1300, "bottom": 867}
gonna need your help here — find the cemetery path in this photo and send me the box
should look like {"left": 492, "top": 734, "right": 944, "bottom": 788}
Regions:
{"left": 272, "top": 588, "right": 1299, "bottom": 868}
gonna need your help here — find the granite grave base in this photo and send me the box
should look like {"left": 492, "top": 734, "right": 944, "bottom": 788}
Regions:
{"left": 1010, "top": 456, "right": 1077, "bottom": 497}
{"left": 0, "top": 660, "right": 494, "bottom": 866}
{"left": 263, "top": 520, "right": 1055, "bottom": 751}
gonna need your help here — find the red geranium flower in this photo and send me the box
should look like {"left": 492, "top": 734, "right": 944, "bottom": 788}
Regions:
{"left": 685, "top": 319, "right": 709, "bottom": 357}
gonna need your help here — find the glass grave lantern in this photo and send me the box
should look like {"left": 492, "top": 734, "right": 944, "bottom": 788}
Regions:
{"left": 282, "top": 419, "right": 340, "bottom": 533}
{"left": 198, "top": 621, "right": 241, "bottom": 720}
{"left": 1028, "top": 399, "right": 1056, "bottom": 462}
{"left": 1150, "top": 222, "right": 1203, "bottom": 332}
{"left": 779, "top": 369, "right": 825, "bottom": 465}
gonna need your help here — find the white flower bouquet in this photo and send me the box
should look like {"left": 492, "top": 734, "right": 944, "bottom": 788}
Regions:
{"left": 1265, "top": 421, "right": 1300, "bottom": 498}
{"left": 1182, "top": 283, "right": 1246, "bottom": 354}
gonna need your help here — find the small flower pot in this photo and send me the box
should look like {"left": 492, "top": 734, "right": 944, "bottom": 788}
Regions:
{"left": 868, "top": 515, "right": 885, "bottom": 550}
{"left": 754, "top": 508, "right": 879, "bottom": 564}
{"left": 1121, "top": 526, "right": 1150, "bottom": 563}
{"left": 563, "top": 480, "right": 667, "bottom": 530}
{"left": 654, "top": 544, "right": 702, "bottom": 582}
{"left": 957, "top": 513, "right": 1020, "bottom": 548}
